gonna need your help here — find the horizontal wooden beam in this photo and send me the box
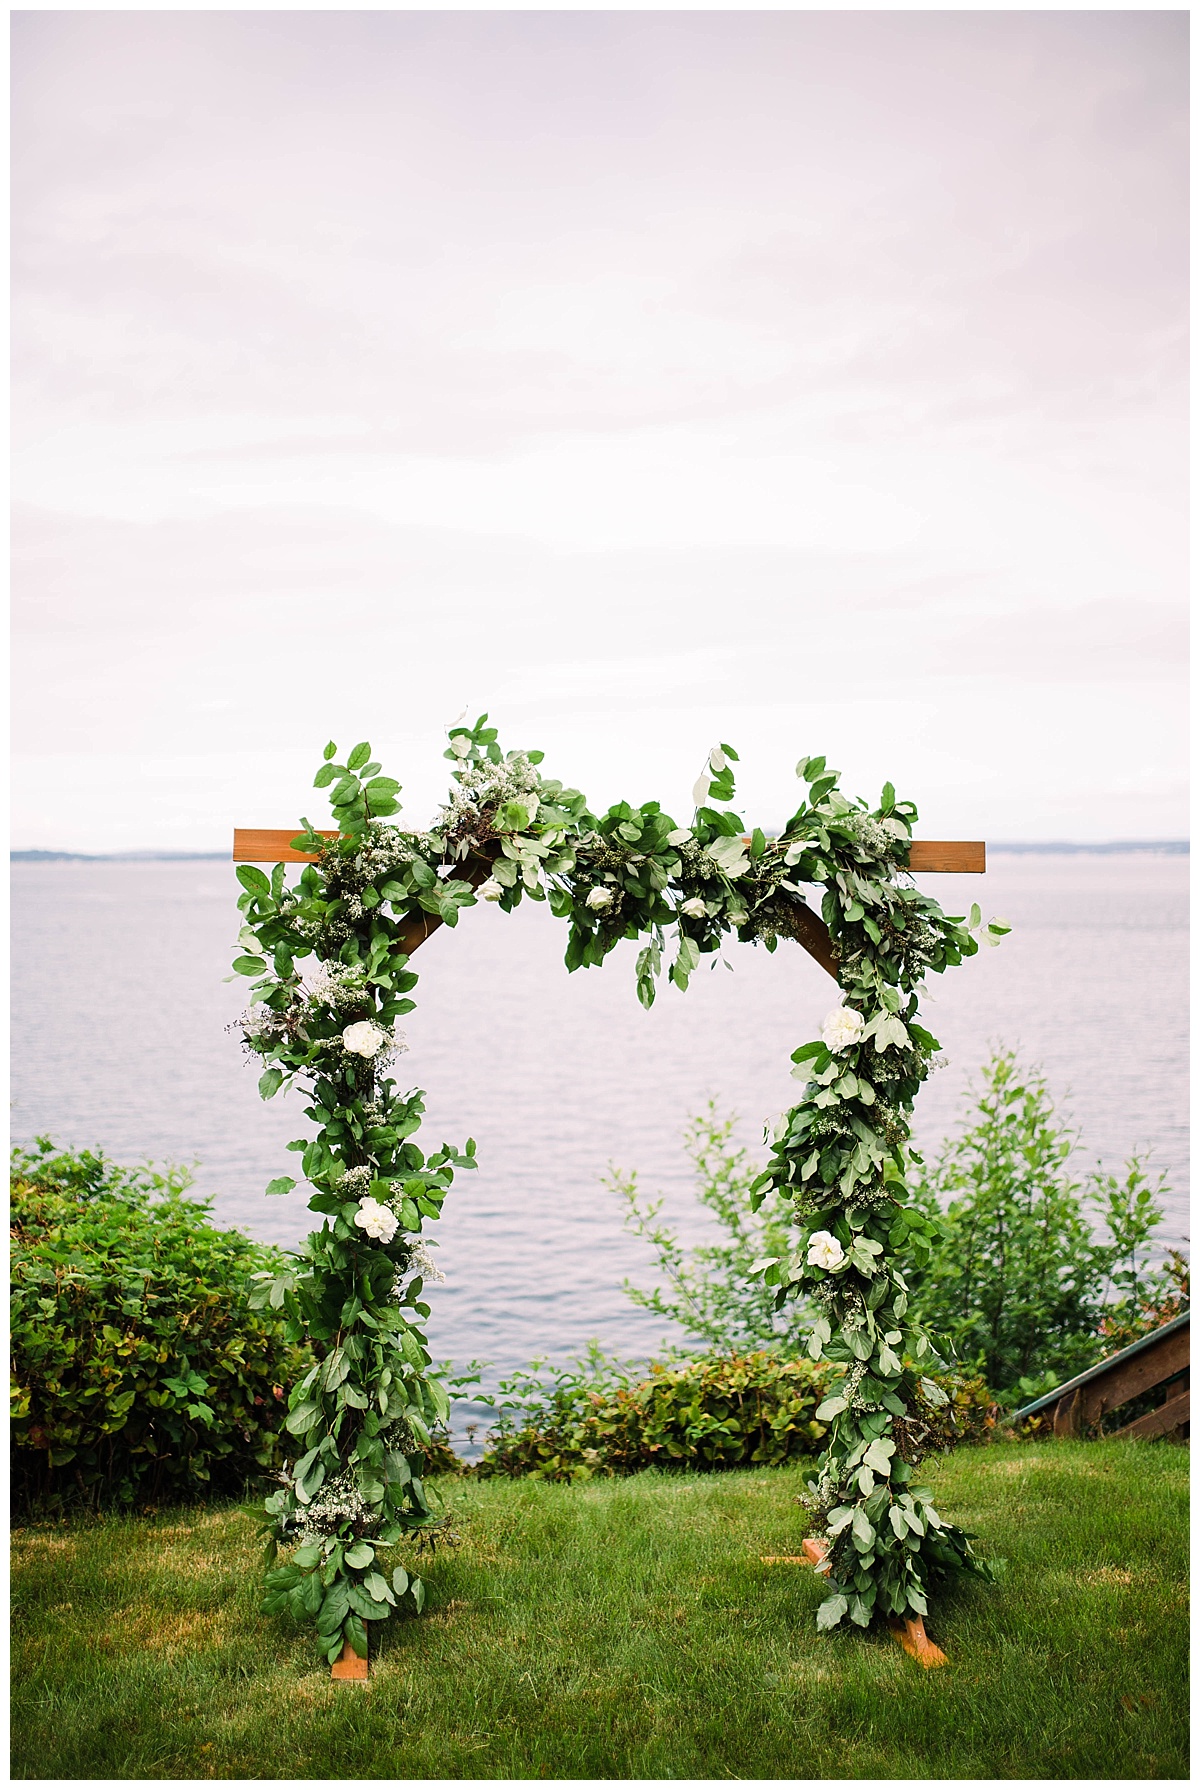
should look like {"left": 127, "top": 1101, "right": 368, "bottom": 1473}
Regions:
{"left": 908, "top": 840, "right": 985, "bottom": 874}
{"left": 234, "top": 829, "right": 985, "bottom": 873}
{"left": 232, "top": 828, "right": 983, "bottom": 982}
{"left": 233, "top": 828, "right": 338, "bottom": 863}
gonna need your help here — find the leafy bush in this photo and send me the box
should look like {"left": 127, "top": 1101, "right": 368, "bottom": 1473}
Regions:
{"left": 610, "top": 1104, "right": 802, "bottom": 1354}
{"left": 618, "top": 1059, "right": 1185, "bottom": 1400}
{"left": 474, "top": 1349, "right": 996, "bottom": 1482}
{"left": 11, "top": 1139, "right": 310, "bottom": 1510}
{"left": 907, "top": 1051, "right": 1181, "bottom": 1393}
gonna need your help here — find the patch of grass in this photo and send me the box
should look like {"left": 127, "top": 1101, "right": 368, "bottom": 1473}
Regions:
{"left": 11, "top": 1441, "right": 1187, "bottom": 1779}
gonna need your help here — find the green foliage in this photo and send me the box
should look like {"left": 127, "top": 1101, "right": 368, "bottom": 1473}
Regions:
{"left": 906, "top": 1050, "right": 1181, "bottom": 1393}
{"left": 610, "top": 1104, "right": 801, "bottom": 1354}
{"left": 10, "top": 1139, "right": 308, "bottom": 1511}
{"left": 474, "top": 1349, "right": 997, "bottom": 1482}
{"left": 477, "top": 1351, "right": 831, "bottom": 1480}
{"left": 239, "top": 720, "right": 1005, "bottom": 1647}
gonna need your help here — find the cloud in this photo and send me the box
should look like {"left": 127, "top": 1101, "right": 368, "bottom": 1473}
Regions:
{"left": 11, "top": 12, "right": 1187, "bottom": 845}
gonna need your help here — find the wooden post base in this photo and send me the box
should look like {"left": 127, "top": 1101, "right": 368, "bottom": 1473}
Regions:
{"left": 331, "top": 1636, "right": 368, "bottom": 1681}
{"left": 801, "top": 1537, "right": 832, "bottom": 1574}
{"left": 803, "top": 1538, "right": 948, "bottom": 1666}
{"left": 889, "top": 1615, "right": 948, "bottom": 1668}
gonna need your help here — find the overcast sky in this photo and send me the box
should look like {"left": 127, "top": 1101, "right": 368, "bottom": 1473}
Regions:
{"left": 13, "top": 10, "right": 1188, "bottom": 850}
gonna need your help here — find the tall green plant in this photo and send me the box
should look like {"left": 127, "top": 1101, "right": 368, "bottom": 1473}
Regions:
{"left": 907, "top": 1050, "right": 1177, "bottom": 1391}
{"left": 610, "top": 1104, "right": 800, "bottom": 1355}
{"left": 236, "top": 721, "right": 1004, "bottom": 1655}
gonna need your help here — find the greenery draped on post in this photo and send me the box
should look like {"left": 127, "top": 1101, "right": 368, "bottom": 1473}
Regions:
{"left": 233, "top": 717, "right": 1006, "bottom": 1663}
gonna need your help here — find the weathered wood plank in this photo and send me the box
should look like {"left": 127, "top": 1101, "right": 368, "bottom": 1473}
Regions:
{"left": 1081, "top": 1325, "right": 1191, "bottom": 1425}
{"left": 1109, "top": 1386, "right": 1190, "bottom": 1442}
{"left": 1052, "top": 1386, "right": 1083, "bottom": 1438}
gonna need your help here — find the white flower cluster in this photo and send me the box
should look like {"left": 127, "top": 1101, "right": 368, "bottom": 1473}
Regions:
{"left": 438, "top": 752, "right": 542, "bottom": 846}
{"left": 336, "top": 1164, "right": 374, "bottom": 1196}
{"left": 842, "top": 811, "right": 908, "bottom": 859}
{"left": 297, "top": 1471, "right": 373, "bottom": 1540}
{"left": 239, "top": 1004, "right": 289, "bottom": 1041}
{"left": 396, "top": 1238, "right": 446, "bottom": 1287}
{"left": 307, "top": 964, "right": 371, "bottom": 1010}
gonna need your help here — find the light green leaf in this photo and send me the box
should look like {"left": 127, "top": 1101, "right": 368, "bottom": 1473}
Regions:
{"left": 816, "top": 1593, "right": 848, "bottom": 1632}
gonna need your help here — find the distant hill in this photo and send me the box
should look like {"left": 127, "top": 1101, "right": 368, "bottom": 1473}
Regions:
{"left": 11, "top": 849, "right": 228, "bottom": 862}
{"left": 989, "top": 840, "right": 1188, "bottom": 855}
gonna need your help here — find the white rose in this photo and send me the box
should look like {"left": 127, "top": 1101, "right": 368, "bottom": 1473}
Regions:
{"left": 477, "top": 878, "right": 504, "bottom": 902}
{"left": 680, "top": 897, "right": 708, "bottom": 919}
{"left": 586, "top": 886, "right": 614, "bottom": 911}
{"left": 342, "top": 1020, "right": 387, "bottom": 1058}
{"left": 821, "top": 1006, "right": 866, "bottom": 1053}
{"left": 353, "top": 1197, "right": 399, "bottom": 1245}
{"left": 806, "top": 1230, "right": 845, "bottom": 1271}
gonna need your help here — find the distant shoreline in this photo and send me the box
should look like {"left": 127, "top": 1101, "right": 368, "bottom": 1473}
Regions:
{"left": 10, "top": 840, "right": 1191, "bottom": 863}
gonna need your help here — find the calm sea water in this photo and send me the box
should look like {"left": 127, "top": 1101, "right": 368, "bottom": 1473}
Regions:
{"left": 11, "top": 852, "right": 1189, "bottom": 1434}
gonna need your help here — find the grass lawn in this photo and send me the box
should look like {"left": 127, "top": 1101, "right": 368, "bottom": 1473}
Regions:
{"left": 11, "top": 1440, "right": 1188, "bottom": 1780}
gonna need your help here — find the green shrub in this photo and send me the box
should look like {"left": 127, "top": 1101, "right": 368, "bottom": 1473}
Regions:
{"left": 907, "top": 1051, "right": 1181, "bottom": 1393}
{"left": 617, "top": 1062, "right": 1185, "bottom": 1400}
{"left": 610, "top": 1104, "right": 801, "bottom": 1353}
{"left": 474, "top": 1350, "right": 997, "bottom": 1482}
{"left": 10, "top": 1139, "right": 311, "bottom": 1510}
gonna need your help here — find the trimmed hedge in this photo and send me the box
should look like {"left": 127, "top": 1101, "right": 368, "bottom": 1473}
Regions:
{"left": 11, "top": 1140, "right": 310, "bottom": 1510}
{"left": 475, "top": 1351, "right": 998, "bottom": 1482}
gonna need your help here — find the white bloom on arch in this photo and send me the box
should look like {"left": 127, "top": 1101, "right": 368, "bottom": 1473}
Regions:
{"left": 342, "top": 1020, "right": 388, "bottom": 1058}
{"left": 821, "top": 1005, "right": 866, "bottom": 1053}
{"left": 680, "top": 897, "right": 708, "bottom": 920}
{"left": 586, "top": 885, "right": 615, "bottom": 911}
{"left": 477, "top": 878, "right": 504, "bottom": 902}
{"left": 407, "top": 1239, "right": 446, "bottom": 1285}
{"left": 806, "top": 1230, "right": 845, "bottom": 1271}
{"left": 354, "top": 1197, "right": 399, "bottom": 1245}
